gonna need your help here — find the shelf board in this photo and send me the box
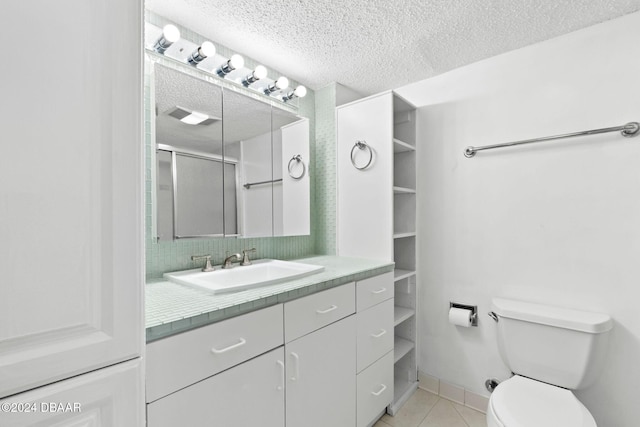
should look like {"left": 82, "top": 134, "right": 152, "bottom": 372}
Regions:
{"left": 394, "top": 269, "right": 416, "bottom": 282}
{"left": 393, "top": 138, "right": 416, "bottom": 153}
{"left": 393, "top": 186, "right": 416, "bottom": 194}
{"left": 394, "top": 306, "right": 415, "bottom": 326}
{"left": 393, "top": 232, "right": 416, "bottom": 239}
{"left": 394, "top": 336, "right": 415, "bottom": 363}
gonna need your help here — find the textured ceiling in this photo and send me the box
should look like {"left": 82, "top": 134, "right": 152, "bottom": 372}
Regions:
{"left": 147, "top": 0, "right": 640, "bottom": 95}
{"left": 155, "top": 64, "right": 299, "bottom": 154}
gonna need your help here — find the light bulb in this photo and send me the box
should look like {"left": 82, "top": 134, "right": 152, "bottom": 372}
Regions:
{"left": 217, "top": 54, "right": 245, "bottom": 77}
{"left": 293, "top": 85, "right": 307, "bottom": 98}
{"left": 242, "top": 65, "right": 269, "bottom": 87}
{"left": 275, "top": 76, "right": 289, "bottom": 90}
{"left": 200, "top": 41, "right": 216, "bottom": 57}
{"left": 188, "top": 41, "right": 216, "bottom": 65}
{"left": 162, "top": 25, "right": 180, "bottom": 43}
{"left": 283, "top": 85, "right": 308, "bottom": 102}
{"left": 229, "top": 54, "right": 245, "bottom": 70}
{"left": 154, "top": 24, "right": 181, "bottom": 54}
{"left": 265, "top": 76, "right": 289, "bottom": 95}
{"left": 254, "top": 65, "right": 268, "bottom": 80}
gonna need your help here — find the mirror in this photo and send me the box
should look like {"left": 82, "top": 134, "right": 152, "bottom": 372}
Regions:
{"left": 152, "top": 62, "right": 310, "bottom": 240}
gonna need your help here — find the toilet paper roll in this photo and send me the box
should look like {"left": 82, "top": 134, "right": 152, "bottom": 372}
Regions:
{"left": 449, "top": 307, "right": 473, "bottom": 327}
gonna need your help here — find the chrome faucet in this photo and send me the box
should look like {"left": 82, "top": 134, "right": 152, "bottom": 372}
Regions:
{"left": 222, "top": 253, "right": 242, "bottom": 269}
{"left": 191, "top": 255, "right": 215, "bottom": 272}
{"left": 241, "top": 248, "right": 256, "bottom": 266}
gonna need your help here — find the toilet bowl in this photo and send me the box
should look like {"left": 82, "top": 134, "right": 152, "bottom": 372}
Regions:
{"left": 486, "top": 375, "right": 596, "bottom": 427}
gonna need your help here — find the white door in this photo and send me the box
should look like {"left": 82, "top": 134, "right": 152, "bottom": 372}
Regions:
{"left": 337, "top": 93, "right": 394, "bottom": 261}
{"left": 285, "top": 316, "right": 356, "bottom": 427}
{"left": 0, "top": 359, "right": 144, "bottom": 427}
{"left": 0, "top": 0, "right": 143, "bottom": 398}
{"left": 147, "top": 348, "right": 285, "bottom": 427}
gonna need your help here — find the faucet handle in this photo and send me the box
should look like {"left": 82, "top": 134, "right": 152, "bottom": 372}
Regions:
{"left": 241, "top": 248, "right": 256, "bottom": 266}
{"left": 191, "top": 254, "right": 215, "bottom": 272}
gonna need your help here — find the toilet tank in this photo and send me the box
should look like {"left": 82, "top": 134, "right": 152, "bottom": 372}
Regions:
{"left": 491, "top": 298, "right": 612, "bottom": 390}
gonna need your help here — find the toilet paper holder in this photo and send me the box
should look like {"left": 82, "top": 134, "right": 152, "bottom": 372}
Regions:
{"left": 449, "top": 302, "right": 478, "bottom": 327}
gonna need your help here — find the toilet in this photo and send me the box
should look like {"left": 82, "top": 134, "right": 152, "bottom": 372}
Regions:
{"left": 487, "top": 298, "right": 613, "bottom": 427}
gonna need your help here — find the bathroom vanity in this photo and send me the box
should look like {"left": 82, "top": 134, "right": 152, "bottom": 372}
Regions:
{"left": 145, "top": 256, "right": 394, "bottom": 427}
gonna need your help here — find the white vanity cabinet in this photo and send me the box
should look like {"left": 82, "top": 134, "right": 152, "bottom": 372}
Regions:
{"left": 284, "top": 283, "right": 357, "bottom": 427}
{"left": 145, "top": 273, "right": 394, "bottom": 427}
{"left": 355, "top": 273, "right": 395, "bottom": 427}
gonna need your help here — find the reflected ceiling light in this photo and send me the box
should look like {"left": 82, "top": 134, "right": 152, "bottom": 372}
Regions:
{"left": 264, "top": 76, "right": 289, "bottom": 95}
{"left": 153, "top": 24, "right": 180, "bottom": 54}
{"left": 242, "top": 65, "right": 268, "bottom": 87}
{"left": 283, "top": 85, "right": 307, "bottom": 102}
{"left": 216, "top": 54, "right": 245, "bottom": 77}
{"left": 188, "top": 41, "right": 216, "bottom": 65}
{"left": 180, "top": 111, "right": 209, "bottom": 125}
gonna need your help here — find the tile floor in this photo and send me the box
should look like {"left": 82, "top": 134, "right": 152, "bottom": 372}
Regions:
{"left": 374, "top": 389, "right": 488, "bottom": 427}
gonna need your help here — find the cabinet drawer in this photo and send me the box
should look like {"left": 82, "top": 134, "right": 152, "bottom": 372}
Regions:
{"left": 357, "top": 299, "right": 394, "bottom": 373}
{"left": 356, "top": 272, "right": 393, "bottom": 312}
{"left": 284, "top": 283, "right": 355, "bottom": 342}
{"left": 147, "top": 347, "right": 285, "bottom": 427}
{"left": 357, "top": 350, "right": 394, "bottom": 427}
{"left": 146, "top": 304, "right": 283, "bottom": 402}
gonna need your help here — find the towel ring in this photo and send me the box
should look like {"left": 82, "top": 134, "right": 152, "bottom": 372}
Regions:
{"left": 350, "top": 140, "right": 373, "bottom": 170}
{"left": 288, "top": 154, "right": 306, "bottom": 179}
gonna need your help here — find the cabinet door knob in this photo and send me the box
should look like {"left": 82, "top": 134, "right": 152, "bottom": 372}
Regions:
{"left": 290, "top": 352, "right": 300, "bottom": 381}
{"left": 316, "top": 305, "right": 338, "bottom": 315}
{"left": 210, "top": 338, "right": 246, "bottom": 354}
{"left": 276, "top": 360, "right": 285, "bottom": 391}
{"left": 371, "top": 384, "right": 387, "bottom": 396}
{"left": 370, "top": 329, "right": 387, "bottom": 338}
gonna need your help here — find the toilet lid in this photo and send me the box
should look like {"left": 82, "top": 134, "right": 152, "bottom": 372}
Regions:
{"left": 490, "top": 376, "right": 596, "bottom": 427}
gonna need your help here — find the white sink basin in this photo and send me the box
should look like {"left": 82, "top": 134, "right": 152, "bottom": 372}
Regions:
{"left": 163, "top": 259, "right": 324, "bottom": 294}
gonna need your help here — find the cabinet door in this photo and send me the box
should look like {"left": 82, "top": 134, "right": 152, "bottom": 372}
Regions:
{"left": 0, "top": 359, "right": 143, "bottom": 427}
{"left": 0, "top": 0, "right": 143, "bottom": 398}
{"left": 147, "top": 348, "right": 285, "bottom": 427}
{"left": 337, "top": 93, "right": 394, "bottom": 261}
{"left": 286, "top": 316, "right": 356, "bottom": 427}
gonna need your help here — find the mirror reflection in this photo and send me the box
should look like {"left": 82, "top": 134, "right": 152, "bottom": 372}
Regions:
{"left": 153, "top": 62, "right": 310, "bottom": 240}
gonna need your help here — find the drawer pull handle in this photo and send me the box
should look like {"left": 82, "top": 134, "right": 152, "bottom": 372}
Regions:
{"left": 316, "top": 305, "right": 338, "bottom": 314}
{"left": 370, "top": 329, "right": 387, "bottom": 338}
{"left": 371, "top": 288, "right": 387, "bottom": 294}
{"left": 211, "top": 338, "right": 246, "bottom": 354}
{"left": 290, "top": 352, "right": 300, "bottom": 381}
{"left": 371, "top": 384, "right": 387, "bottom": 396}
{"left": 277, "top": 360, "right": 285, "bottom": 391}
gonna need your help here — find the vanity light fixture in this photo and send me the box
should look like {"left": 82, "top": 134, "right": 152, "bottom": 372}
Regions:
{"left": 153, "top": 24, "right": 181, "bottom": 54}
{"left": 242, "top": 65, "right": 268, "bottom": 87}
{"left": 188, "top": 41, "right": 216, "bottom": 65}
{"left": 264, "top": 76, "right": 289, "bottom": 95}
{"left": 216, "top": 54, "right": 245, "bottom": 77}
{"left": 282, "top": 85, "right": 307, "bottom": 102}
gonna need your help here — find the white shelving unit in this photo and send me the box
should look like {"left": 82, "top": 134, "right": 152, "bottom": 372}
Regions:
{"left": 336, "top": 91, "right": 419, "bottom": 416}
{"left": 389, "top": 94, "right": 419, "bottom": 415}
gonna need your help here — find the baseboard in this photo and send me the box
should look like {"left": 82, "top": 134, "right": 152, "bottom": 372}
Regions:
{"left": 417, "top": 371, "right": 489, "bottom": 414}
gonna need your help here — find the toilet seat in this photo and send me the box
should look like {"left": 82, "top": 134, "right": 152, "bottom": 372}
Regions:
{"left": 488, "top": 375, "right": 596, "bottom": 427}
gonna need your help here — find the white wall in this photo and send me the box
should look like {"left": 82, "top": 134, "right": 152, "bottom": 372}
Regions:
{"left": 395, "top": 12, "right": 640, "bottom": 426}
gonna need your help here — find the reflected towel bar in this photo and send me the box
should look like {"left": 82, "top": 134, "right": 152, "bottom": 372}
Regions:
{"left": 463, "top": 121, "right": 639, "bottom": 158}
{"left": 243, "top": 178, "right": 283, "bottom": 189}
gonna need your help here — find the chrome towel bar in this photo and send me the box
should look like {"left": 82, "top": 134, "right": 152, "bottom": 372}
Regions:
{"left": 464, "top": 121, "right": 639, "bottom": 158}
